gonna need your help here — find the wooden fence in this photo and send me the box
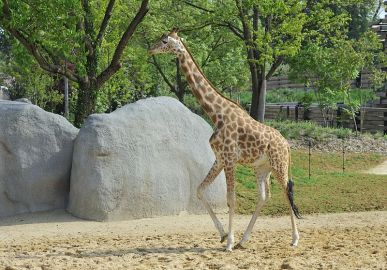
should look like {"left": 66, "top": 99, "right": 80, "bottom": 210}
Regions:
{"left": 267, "top": 71, "right": 373, "bottom": 90}
{"left": 265, "top": 103, "right": 387, "bottom": 134}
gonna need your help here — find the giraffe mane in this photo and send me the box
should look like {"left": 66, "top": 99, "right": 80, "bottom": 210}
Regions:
{"left": 180, "top": 40, "right": 247, "bottom": 112}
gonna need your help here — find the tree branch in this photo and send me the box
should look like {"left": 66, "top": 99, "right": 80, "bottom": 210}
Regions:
{"left": 182, "top": 1, "right": 214, "bottom": 13}
{"left": 372, "top": 0, "right": 383, "bottom": 22}
{"left": 96, "top": 0, "right": 149, "bottom": 88}
{"left": 266, "top": 56, "right": 284, "bottom": 79}
{"left": 202, "top": 36, "right": 232, "bottom": 67}
{"left": 235, "top": 0, "right": 254, "bottom": 47}
{"left": 150, "top": 56, "right": 175, "bottom": 92}
{"left": 81, "top": 0, "right": 96, "bottom": 59}
{"left": 181, "top": 21, "right": 213, "bottom": 33}
{"left": 1, "top": 0, "right": 80, "bottom": 82}
{"left": 95, "top": 0, "right": 116, "bottom": 47}
{"left": 217, "top": 22, "right": 244, "bottom": 40}
{"left": 253, "top": 6, "right": 258, "bottom": 41}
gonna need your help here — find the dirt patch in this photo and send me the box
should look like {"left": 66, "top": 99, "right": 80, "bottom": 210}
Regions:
{"left": 0, "top": 210, "right": 386, "bottom": 269}
{"left": 366, "top": 159, "right": 387, "bottom": 175}
{"left": 290, "top": 137, "right": 387, "bottom": 153}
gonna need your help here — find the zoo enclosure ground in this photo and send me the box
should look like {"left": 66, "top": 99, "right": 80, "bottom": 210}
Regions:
{"left": 0, "top": 210, "right": 385, "bottom": 270}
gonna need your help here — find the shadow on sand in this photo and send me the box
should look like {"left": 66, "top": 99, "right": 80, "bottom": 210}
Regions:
{"left": 66, "top": 246, "right": 221, "bottom": 258}
{"left": 0, "top": 209, "right": 84, "bottom": 227}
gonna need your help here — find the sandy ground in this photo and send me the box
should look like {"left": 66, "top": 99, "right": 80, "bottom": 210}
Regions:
{"left": 366, "top": 159, "right": 387, "bottom": 175}
{"left": 0, "top": 210, "right": 386, "bottom": 270}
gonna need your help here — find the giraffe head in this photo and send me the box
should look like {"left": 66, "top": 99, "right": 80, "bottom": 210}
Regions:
{"left": 148, "top": 28, "right": 185, "bottom": 55}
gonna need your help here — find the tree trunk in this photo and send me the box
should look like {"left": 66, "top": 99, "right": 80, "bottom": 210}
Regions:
{"left": 176, "top": 91, "right": 185, "bottom": 103}
{"left": 257, "top": 75, "right": 267, "bottom": 122}
{"left": 64, "top": 76, "right": 69, "bottom": 119}
{"left": 248, "top": 61, "right": 261, "bottom": 120}
{"left": 75, "top": 81, "right": 97, "bottom": 127}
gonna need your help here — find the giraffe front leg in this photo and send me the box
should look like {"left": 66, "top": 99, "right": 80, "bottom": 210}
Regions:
{"left": 235, "top": 170, "right": 270, "bottom": 249}
{"left": 225, "top": 166, "right": 236, "bottom": 252}
{"left": 197, "top": 160, "right": 227, "bottom": 241}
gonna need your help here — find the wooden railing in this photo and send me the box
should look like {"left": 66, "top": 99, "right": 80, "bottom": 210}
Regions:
{"left": 265, "top": 103, "right": 387, "bottom": 134}
{"left": 267, "top": 71, "right": 373, "bottom": 90}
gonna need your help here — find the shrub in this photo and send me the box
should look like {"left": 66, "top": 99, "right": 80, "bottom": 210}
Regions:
{"left": 266, "top": 120, "right": 360, "bottom": 141}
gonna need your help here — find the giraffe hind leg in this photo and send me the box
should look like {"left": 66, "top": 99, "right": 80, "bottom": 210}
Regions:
{"left": 235, "top": 168, "right": 271, "bottom": 249}
{"left": 287, "top": 179, "right": 302, "bottom": 219}
{"left": 197, "top": 160, "right": 227, "bottom": 241}
{"left": 224, "top": 166, "right": 236, "bottom": 252}
{"left": 271, "top": 167, "right": 300, "bottom": 246}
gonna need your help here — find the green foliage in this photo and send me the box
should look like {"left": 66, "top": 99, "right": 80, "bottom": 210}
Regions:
{"left": 247, "top": 0, "right": 307, "bottom": 64}
{"left": 0, "top": 36, "right": 64, "bottom": 112}
{"left": 235, "top": 88, "right": 377, "bottom": 107}
{"left": 289, "top": 28, "right": 382, "bottom": 127}
{"left": 3, "top": 0, "right": 84, "bottom": 72}
{"left": 0, "top": 0, "right": 151, "bottom": 124}
{"left": 266, "top": 120, "right": 355, "bottom": 141}
{"left": 0, "top": 0, "right": 384, "bottom": 124}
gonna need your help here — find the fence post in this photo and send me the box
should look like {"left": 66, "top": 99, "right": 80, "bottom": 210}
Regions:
{"left": 308, "top": 139, "right": 312, "bottom": 180}
{"left": 286, "top": 105, "right": 290, "bottom": 119}
{"left": 342, "top": 138, "right": 345, "bottom": 174}
{"left": 384, "top": 111, "right": 387, "bottom": 135}
{"left": 337, "top": 103, "right": 342, "bottom": 128}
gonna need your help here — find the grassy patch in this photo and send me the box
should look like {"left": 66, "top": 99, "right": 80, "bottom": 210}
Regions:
{"left": 236, "top": 151, "right": 387, "bottom": 216}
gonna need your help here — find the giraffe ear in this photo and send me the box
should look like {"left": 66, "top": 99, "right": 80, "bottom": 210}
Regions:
{"left": 170, "top": 27, "right": 179, "bottom": 38}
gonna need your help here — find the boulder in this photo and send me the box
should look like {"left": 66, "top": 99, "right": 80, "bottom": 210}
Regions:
{"left": 0, "top": 100, "right": 78, "bottom": 217}
{"left": 0, "top": 86, "right": 10, "bottom": 100}
{"left": 68, "top": 97, "right": 226, "bottom": 221}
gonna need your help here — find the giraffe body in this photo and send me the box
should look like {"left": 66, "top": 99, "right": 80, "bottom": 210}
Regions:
{"left": 149, "top": 29, "right": 300, "bottom": 251}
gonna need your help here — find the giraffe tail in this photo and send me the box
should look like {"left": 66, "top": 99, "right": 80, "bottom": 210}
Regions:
{"left": 287, "top": 179, "right": 302, "bottom": 219}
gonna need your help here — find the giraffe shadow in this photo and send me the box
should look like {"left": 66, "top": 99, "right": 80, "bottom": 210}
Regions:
{"left": 64, "top": 246, "right": 223, "bottom": 258}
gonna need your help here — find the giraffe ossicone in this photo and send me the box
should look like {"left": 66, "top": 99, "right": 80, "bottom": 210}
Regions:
{"left": 149, "top": 28, "right": 301, "bottom": 251}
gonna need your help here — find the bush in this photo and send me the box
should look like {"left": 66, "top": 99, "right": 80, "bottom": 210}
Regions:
{"left": 266, "top": 120, "right": 356, "bottom": 141}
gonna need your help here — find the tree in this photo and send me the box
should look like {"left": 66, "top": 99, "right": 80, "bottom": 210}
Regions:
{"left": 0, "top": 0, "right": 149, "bottom": 126}
{"left": 191, "top": 0, "right": 308, "bottom": 121}
{"left": 289, "top": 31, "right": 383, "bottom": 130}
{"left": 190, "top": 0, "right": 370, "bottom": 122}
{"left": 0, "top": 30, "right": 70, "bottom": 113}
{"left": 287, "top": 0, "right": 386, "bottom": 130}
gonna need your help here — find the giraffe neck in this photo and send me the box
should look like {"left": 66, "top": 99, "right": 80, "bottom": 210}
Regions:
{"left": 176, "top": 46, "right": 230, "bottom": 123}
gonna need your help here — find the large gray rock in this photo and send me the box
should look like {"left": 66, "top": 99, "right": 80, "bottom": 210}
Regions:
{"left": 0, "top": 86, "right": 10, "bottom": 100}
{"left": 0, "top": 100, "right": 78, "bottom": 217}
{"left": 68, "top": 97, "right": 226, "bottom": 221}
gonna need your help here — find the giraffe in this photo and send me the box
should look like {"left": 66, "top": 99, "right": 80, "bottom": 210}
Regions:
{"left": 149, "top": 28, "right": 301, "bottom": 251}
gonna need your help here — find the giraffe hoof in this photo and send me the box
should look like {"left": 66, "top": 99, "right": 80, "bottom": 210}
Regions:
{"left": 220, "top": 234, "right": 228, "bottom": 243}
{"left": 234, "top": 243, "right": 246, "bottom": 250}
{"left": 291, "top": 241, "right": 298, "bottom": 247}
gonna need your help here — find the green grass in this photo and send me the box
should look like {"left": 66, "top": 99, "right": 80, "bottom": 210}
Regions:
{"left": 236, "top": 151, "right": 387, "bottom": 216}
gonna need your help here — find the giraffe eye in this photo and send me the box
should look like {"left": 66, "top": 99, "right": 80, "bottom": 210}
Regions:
{"left": 162, "top": 40, "right": 168, "bottom": 44}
